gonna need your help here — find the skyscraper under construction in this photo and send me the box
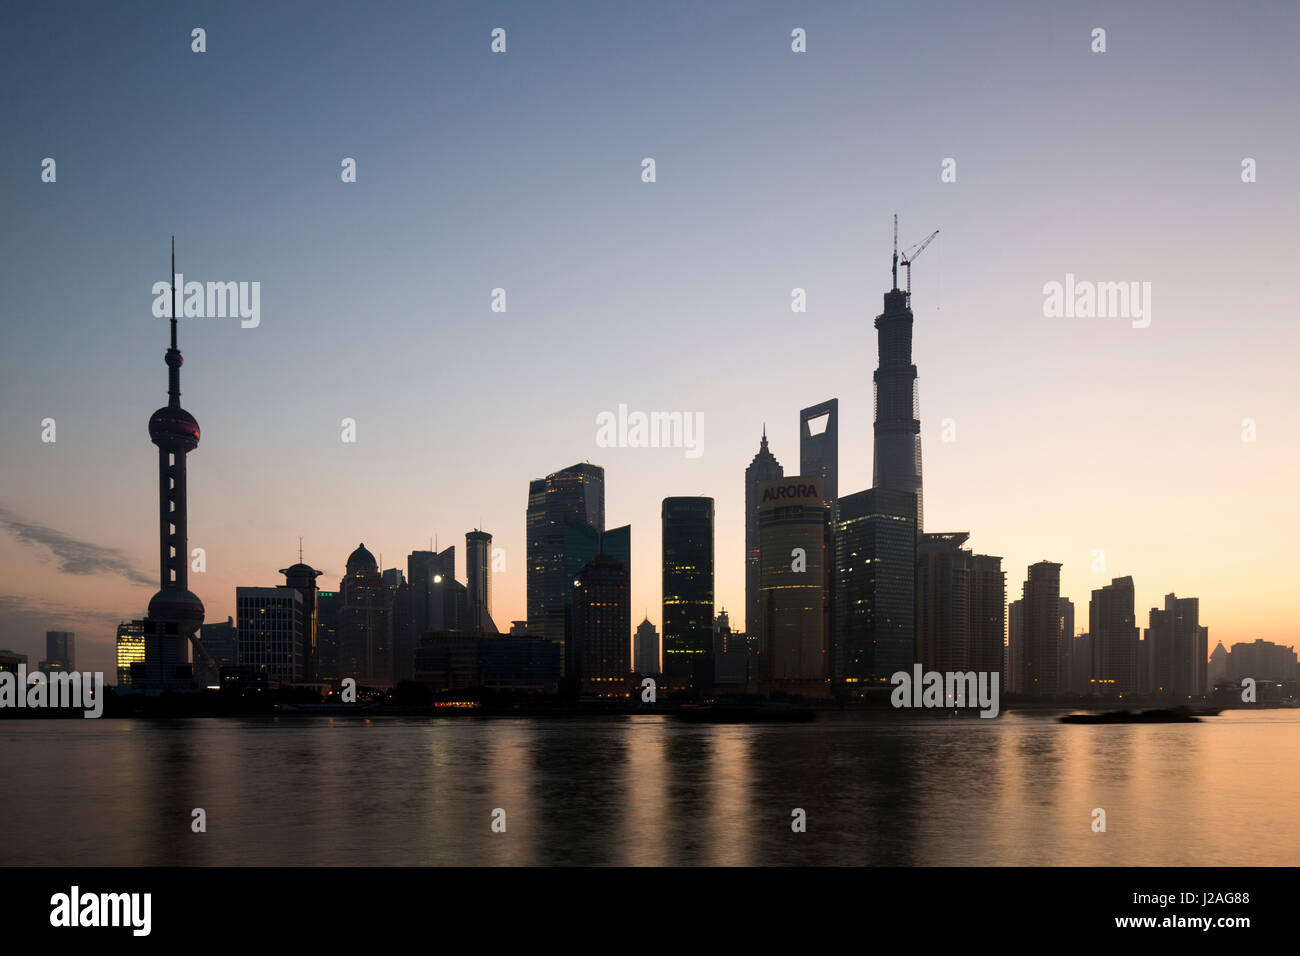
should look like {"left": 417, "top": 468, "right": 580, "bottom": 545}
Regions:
{"left": 873, "top": 223, "right": 930, "bottom": 531}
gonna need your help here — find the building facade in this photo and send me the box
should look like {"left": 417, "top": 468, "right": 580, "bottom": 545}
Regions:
{"left": 1090, "top": 577, "right": 1138, "bottom": 696}
{"left": 833, "top": 488, "right": 917, "bottom": 691}
{"left": 1019, "top": 561, "right": 1062, "bottom": 697}
{"left": 744, "top": 430, "right": 784, "bottom": 638}
{"left": 526, "top": 463, "right": 605, "bottom": 671}
{"left": 661, "top": 496, "right": 714, "bottom": 692}
{"left": 757, "top": 477, "right": 829, "bottom": 694}
{"left": 236, "top": 587, "right": 304, "bottom": 684}
{"left": 572, "top": 554, "right": 631, "bottom": 696}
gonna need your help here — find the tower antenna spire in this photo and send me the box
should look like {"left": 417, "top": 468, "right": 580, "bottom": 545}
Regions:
{"left": 891, "top": 215, "right": 899, "bottom": 291}
{"left": 170, "top": 236, "right": 177, "bottom": 350}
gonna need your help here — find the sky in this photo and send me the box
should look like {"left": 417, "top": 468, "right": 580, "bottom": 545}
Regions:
{"left": 1, "top": 0, "right": 1298, "bottom": 676}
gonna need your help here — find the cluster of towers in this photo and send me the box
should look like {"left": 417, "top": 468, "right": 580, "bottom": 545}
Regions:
{"left": 729, "top": 271, "right": 1008, "bottom": 697}
{"left": 123, "top": 237, "right": 1231, "bottom": 703}
{"left": 1007, "top": 568, "right": 1214, "bottom": 700}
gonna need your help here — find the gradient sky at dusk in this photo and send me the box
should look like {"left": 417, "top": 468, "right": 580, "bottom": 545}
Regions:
{"left": 2, "top": 0, "right": 1298, "bottom": 675}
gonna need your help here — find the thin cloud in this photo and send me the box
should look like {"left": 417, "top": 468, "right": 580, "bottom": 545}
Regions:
{"left": 0, "top": 506, "right": 153, "bottom": 586}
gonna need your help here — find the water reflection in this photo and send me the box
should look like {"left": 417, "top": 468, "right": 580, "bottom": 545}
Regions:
{"left": 1, "top": 711, "right": 1296, "bottom": 866}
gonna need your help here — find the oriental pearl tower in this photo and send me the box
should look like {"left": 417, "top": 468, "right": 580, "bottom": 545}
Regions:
{"left": 140, "top": 239, "right": 204, "bottom": 689}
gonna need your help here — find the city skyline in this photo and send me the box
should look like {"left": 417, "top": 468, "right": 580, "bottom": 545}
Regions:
{"left": 3, "top": 2, "right": 1299, "bottom": 677}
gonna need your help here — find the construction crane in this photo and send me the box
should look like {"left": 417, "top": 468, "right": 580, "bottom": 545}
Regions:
{"left": 899, "top": 228, "right": 939, "bottom": 297}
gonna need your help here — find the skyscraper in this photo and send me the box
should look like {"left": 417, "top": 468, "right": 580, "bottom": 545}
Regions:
{"left": 1058, "top": 596, "right": 1076, "bottom": 695}
{"left": 280, "top": 558, "right": 323, "bottom": 680}
{"left": 1145, "top": 593, "right": 1201, "bottom": 697}
{"left": 315, "top": 590, "right": 342, "bottom": 680}
{"left": 1006, "top": 599, "right": 1023, "bottom": 693}
{"left": 1089, "top": 577, "right": 1138, "bottom": 696}
{"left": 236, "top": 586, "right": 304, "bottom": 683}
{"left": 1019, "top": 561, "right": 1062, "bottom": 697}
{"left": 969, "top": 553, "right": 1006, "bottom": 679}
{"left": 572, "top": 554, "right": 631, "bottom": 696}
{"left": 915, "top": 535, "right": 1006, "bottom": 679}
{"left": 634, "top": 617, "right": 660, "bottom": 674}
{"left": 555, "top": 519, "right": 630, "bottom": 681}
{"left": 661, "top": 497, "right": 714, "bottom": 692}
{"left": 527, "top": 463, "right": 605, "bottom": 670}
{"left": 916, "top": 533, "right": 971, "bottom": 674}
{"left": 338, "top": 543, "right": 390, "bottom": 685}
{"left": 744, "top": 429, "right": 783, "bottom": 637}
{"left": 39, "top": 631, "right": 74, "bottom": 672}
{"left": 713, "top": 609, "right": 748, "bottom": 685}
{"left": 194, "top": 615, "right": 237, "bottom": 686}
{"left": 833, "top": 488, "right": 917, "bottom": 690}
{"left": 872, "top": 284, "right": 924, "bottom": 531}
{"left": 115, "top": 621, "right": 145, "bottom": 687}
{"left": 465, "top": 530, "right": 496, "bottom": 633}
{"left": 408, "top": 547, "right": 461, "bottom": 635}
{"left": 389, "top": 580, "right": 417, "bottom": 682}
{"left": 799, "top": 401, "right": 838, "bottom": 502}
{"left": 139, "top": 240, "right": 204, "bottom": 690}
{"left": 757, "top": 477, "right": 829, "bottom": 695}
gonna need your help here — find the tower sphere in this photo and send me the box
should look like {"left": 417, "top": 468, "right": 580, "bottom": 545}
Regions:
{"left": 149, "top": 406, "right": 200, "bottom": 450}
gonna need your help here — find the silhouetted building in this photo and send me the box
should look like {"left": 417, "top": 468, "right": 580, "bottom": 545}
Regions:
{"left": 527, "top": 463, "right": 605, "bottom": 672}
{"left": 554, "top": 519, "right": 630, "bottom": 680}
{"left": 466, "top": 530, "right": 497, "bottom": 633}
{"left": 338, "top": 544, "right": 390, "bottom": 685}
{"left": 634, "top": 617, "right": 660, "bottom": 674}
{"left": 799, "top": 401, "right": 838, "bottom": 502}
{"left": 572, "top": 554, "right": 631, "bottom": 696}
{"left": 1224, "top": 639, "right": 1297, "bottom": 683}
{"left": 833, "top": 488, "right": 917, "bottom": 690}
{"left": 0, "top": 649, "right": 28, "bottom": 674}
{"left": 713, "top": 609, "right": 748, "bottom": 685}
{"left": 744, "top": 429, "right": 784, "bottom": 637}
{"left": 1144, "top": 593, "right": 1203, "bottom": 698}
{"left": 236, "top": 587, "right": 304, "bottom": 683}
{"left": 969, "top": 554, "right": 1006, "bottom": 679}
{"left": 39, "top": 631, "right": 74, "bottom": 672}
{"left": 758, "top": 477, "right": 829, "bottom": 695}
{"left": 1088, "top": 577, "right": 1138, "bottom": 696}
{"left": 316, "top": 590, "right": 342, "bottom": 680}
{"left": 662, "top": 497, "right": 714, "bottom": 692}
{"left": 1058, "top": 597, "right": 1076, "bottom": 695}
{"left": 408, "top": 547, "right": 463, "bottom": 636}
{"left": 873, "top": 286, "right": 924, "bottom": 531}
{"left": 1006, "top": 599, "right": 1023, "bottom": 693}
{"left": 916, "top": 535, "right": 1006, "bottom": 679}
{"left": 115, "top": 622, "right": 145, "bottom": 686}
{"left": 1071, "top": 632, "right": 1093, "bottom": 694}
{"left": 800, "top": 402, "right": 839, "bottom": 655}
{"left": 916, "top": 534, "right": 970, "bottom": 674}
{"left": 195, "top": 616, "right": 237, "bottom": 687}
{"left": 1019, "top": 562, "right": 1062, "bottom": 697}
{"left": 138, "top": 243, "right": 204, "bottom": 690}
{"left": 413, "top": 632, "right": 561, "bottom": 694}
{"left": 1208, "top": 640, "right": 1228, "bottom": 683}
{"left": 279, "top": 560, "right": 323, "bottom": 680}
{"left": 389, "top": 581, "right": 417, "bottom": 683}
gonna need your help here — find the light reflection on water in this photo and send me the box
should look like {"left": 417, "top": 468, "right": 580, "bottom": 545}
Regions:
{"left": 2, "top": 710, "right": 1295, "bottom": 865}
